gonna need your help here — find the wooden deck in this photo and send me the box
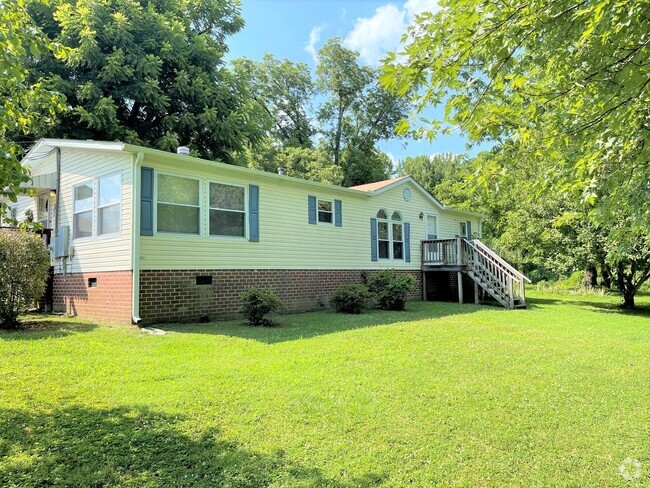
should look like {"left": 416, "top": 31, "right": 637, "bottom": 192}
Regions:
{"left": 421, "top": 238, "right": 530, "bottom": 309}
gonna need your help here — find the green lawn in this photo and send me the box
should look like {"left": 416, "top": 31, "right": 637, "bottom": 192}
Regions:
{"left": 1, "top": 291, "right": 649, "bottom": 487}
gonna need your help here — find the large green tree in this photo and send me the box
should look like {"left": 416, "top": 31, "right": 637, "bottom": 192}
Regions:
{"left": 317, "top": 38, "right": 409, "bottom": 186}
{"left": 233, "top": 55, "right": 315, "bottom": 149}
{"left": 396, "top": 153, "right": 463, "bottom": 194}
{"left": 27, "top": 0, "right": 258, "bottom": 162}
{"left": 1, "top": 0, "right": 64, "bottom": 220}
{"left": 382, "top": 0, "right": 650, "bottom": 307}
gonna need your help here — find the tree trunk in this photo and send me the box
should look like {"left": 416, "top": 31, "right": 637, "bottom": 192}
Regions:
{"left": 584, "top": 265, "right": 597, "bottom": 288}
{"left": 333, "top": 102, "right": 344, "bottom": 167}
{"left": 599, "top": 261, "right": 612, "bottom": 288}
{"left": 622, "top": 290, "right": 635, "bottom": 308}
{"left": 616, "top": 262, "right": 636, "bottom": 309}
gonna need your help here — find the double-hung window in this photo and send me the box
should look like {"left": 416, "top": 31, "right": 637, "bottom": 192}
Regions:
{"left": 391, "top": 211, "right": 403, "bottom": 260}
{"left": 156, "top": 174, "right": 200, "bottom": 234}
{"left": 98, "top": 173, "right": 121, "bottom": 235}
{"left": 376, "top": 209, "right": 404, "bottom": 260}
{"left": 459, "top": 221, "right": 468, "bottom": 238}
{"left": 209, "top": 182, "right": 246, "bottom": 237}
{"left": 317, "top": 199, "right": 333, "bottom": 224}
{"left": 73, "top": 181, "right": 94, "bottom": 239}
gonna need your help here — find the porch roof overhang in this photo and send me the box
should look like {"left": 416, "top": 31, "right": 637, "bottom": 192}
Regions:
{"left": 19, "top": 172, "right": 57, "bottom": 190}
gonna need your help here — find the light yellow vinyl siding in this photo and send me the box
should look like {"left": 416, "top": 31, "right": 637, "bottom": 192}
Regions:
{"left": 56, "top": 149, "right": 133, "bottom": 274}
{"left": 140, "top": 157, "right": 480, "bottom": 270}
{"left": 3, "top": 194, "right": 37, "bottom": 224}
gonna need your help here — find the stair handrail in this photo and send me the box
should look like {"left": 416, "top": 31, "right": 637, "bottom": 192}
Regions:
{"left": 462, "top": 238, "right": 527, "bottom": 307}
{"left": 470, "top": 239, "right": 531, "bottom": 283}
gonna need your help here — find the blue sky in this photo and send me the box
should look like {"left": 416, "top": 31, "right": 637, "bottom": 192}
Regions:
{"left": 226, "top": 0, "right": 484, "bottom": 164}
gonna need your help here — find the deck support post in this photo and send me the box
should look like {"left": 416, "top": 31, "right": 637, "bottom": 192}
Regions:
{"left": 474, "top": 281, "right": 479, "bottom": 304}
{"left": 457, "top": 271, "right": 463, "bottom": 304}
{"left": 422, "top": 272, "right": 427, "bottom": 301}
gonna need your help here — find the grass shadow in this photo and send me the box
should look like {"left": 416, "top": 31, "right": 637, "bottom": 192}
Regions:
{"left": 0, "top": 406, "right": 383, "bottom": 487}
{"left": 161, "top": 301, "right": 484, "bottom": 344}
{"left": 0, "top": 315, "right": 97, "bottom": 341}
{"left": 527, "top": 296, "right": 650, "bottom": 317}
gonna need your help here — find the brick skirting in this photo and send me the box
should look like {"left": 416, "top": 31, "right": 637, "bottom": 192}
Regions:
{"left": 139, "top": 269, "right": 423, "bottom": 323}
{"left": 53, "top": 271, "right": 132, "bottom": 324}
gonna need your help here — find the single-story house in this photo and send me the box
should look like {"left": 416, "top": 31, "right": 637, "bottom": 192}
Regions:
{"left": 4, "top": 139, "right": 528, "bottom": 324}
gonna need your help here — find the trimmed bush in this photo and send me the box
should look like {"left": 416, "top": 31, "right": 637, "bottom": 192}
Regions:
{"left": 367, "top": 270, "right": 415, "bottom": 311}
{"left": 239, "top": 287, "right": 286, "bottom": 326}
{"left": 0, "top": 230, "right": 51, "bottom": 329}
{"left": 329, "top": 284, "right": 372, "bottom": 314}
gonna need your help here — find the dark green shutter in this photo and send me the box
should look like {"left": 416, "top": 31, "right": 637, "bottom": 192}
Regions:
{"left": 404, "top": 222, "right": 411, "bottom": 262}
{"left": 334, "top": 199, "right": 342, "bottom": 227}
{"left": 249, "top": 185, "right": 259, "bottom": 242}
{"left": 140, "top": 167, "right": 153, "bottom": 236}
{"left": 370, "top": 218, "right": 378, "bottom": 262}
{"left": 308, "top": 195, "right": 317, "bottom": 224}
{"left": 466, "top": 221, "right": 472, "bottom": 239}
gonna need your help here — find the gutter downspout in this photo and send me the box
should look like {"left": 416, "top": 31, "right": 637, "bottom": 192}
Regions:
{"left": 53, "top": 147, "right": 66, "bottom": 277}
{"left": 131, "top": 151, "right": 144, "bottom": 325}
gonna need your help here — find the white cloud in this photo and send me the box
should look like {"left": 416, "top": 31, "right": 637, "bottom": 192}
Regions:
{"left": 305, "top": 25, "right": 324, "bottom": 64}
{"left": 344, "top": 4, "right": 405, "bottom": 66}
{"left": 404, "top": 0, "right": 439, "bottom": 19}
{"left": 344, "top": 0, "right": 440, "bottom": 66}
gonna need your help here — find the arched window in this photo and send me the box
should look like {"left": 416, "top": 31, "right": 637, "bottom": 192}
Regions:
{"left": 376, "top": 209, "right": 404, "bottom": 260}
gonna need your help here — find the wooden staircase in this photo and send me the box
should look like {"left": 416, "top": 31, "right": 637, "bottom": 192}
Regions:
{"left": 421, "top": 237, "right": 530, "bottom": 309}
{"left": 462, "top": 239, "right": 530, "bottom": 309}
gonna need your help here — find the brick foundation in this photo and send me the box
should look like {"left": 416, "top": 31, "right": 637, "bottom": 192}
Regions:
{"left": 139, "top": 269, "right": 423, "bottom": 323}
{"left": 53, "top": 271, "right": 132, "bottom": 323}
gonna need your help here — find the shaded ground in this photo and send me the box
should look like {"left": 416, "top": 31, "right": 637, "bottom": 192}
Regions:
{"left": 1, "top": 291, "right": 649, "bottom": 486}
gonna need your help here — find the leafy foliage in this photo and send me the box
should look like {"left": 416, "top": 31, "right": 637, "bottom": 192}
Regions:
{"left": 0, "top": 230, "right": 51, "bottom": 329}
{"left": 396, "top": 153, "right": 464, "bottom": 197}
{"left": 0, "top": 0, "right": 65, "bottom": 220}
{"left": 234, "top": 40, "right": 409, "bottom": 186}
{"left": 367, "top": 270, "right": 415, "bottom": 311}
{"left": 233, "top": 55, "right": 315, "bottom": 149}
{"left": 238, "top": 287, "right": 285, "bottom": 327}
{"left": 329, "top": 284, "right": 372, "bottom": 314}
{"left": 383, "top": 0, "right": 650, "bottom": 307}
{"left": 26, "top": 0, "right": 256, "bottom": 162}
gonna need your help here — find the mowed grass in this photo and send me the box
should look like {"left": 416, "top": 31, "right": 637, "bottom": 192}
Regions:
{"left": 1, "top": 291, "right": 649, "bottom": 487}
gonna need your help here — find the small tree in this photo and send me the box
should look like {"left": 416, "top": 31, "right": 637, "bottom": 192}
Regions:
{"left": 239, "top": 287, "right": 285, "bottom": 326}
{"left": 0, "top": 230, "right": 51, "bottom": 329}
{"left": 367, "top": 270, "right": 415, "bottom": 311}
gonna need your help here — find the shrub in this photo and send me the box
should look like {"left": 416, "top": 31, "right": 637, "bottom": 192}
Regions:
{"left": 239, "top": 287, "right": 286, "bottom": 326}
{"left": 367, "top": 270, "right": 415, "bottom": 311}
{"left": 329, "top": 284, "right": 372, "bottom": 314}
{"left": 0, "top": 230, "right": 51, "bottom": 329}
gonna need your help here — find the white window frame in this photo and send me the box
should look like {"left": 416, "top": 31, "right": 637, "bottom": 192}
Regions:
{"left": 207, "top": 179, "right": 247, "bottom": 239}
{"left": 317, "top": 198, "right": 334, "bottom": 225}
{"left": 97, "top": 172, "right": 122, "bottom": 238}
{"left": 459, "top": 221, "right": 468, "bottom": 238}
{"left": 154, "top": 171, "right": 202, "bottom": 237}
{"left": 72, "top": 179, "right": 95, "bottom": 241}
{"left": 425, "top": 213, "right": 439, "bottom": 239}
{"left": 376, "top": 209, "right": 404, "bottom": 261}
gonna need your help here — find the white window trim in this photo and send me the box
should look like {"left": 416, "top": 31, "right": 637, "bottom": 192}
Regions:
{"left": 425, "top": 212, "right": 439, "bottom": 239}
{"left": 317, "top": 198, "right": 335, "bottom": 225}
{"left": 459, "top": 221, "right": 468, "bottom": 238}
{"left": 207, "top": 179, "right": 248, "bottom": 239}
{"left": 376, "top": 210, "right": 404, "bottom": 261}
{"left": 72, "top": 179, "right": 95, "bottom": 241}
{"left": 154, "top": 171, "right": 202, "bottom": 237}
{"left": 97, "top": 172, "right": 122, "bottom": 238}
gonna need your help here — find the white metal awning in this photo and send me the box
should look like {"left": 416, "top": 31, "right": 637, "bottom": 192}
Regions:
{"left": 20, "top": 172, "right": 57, "bottom": 190}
